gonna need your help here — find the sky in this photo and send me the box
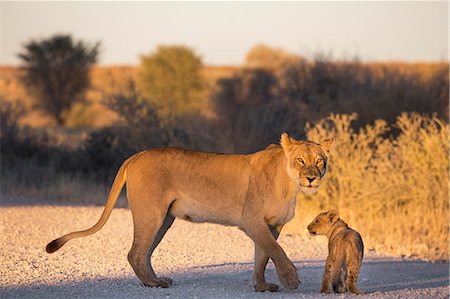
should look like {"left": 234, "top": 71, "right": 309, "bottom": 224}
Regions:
{"left": 1, "top": 1, "right": 448, "bottom": 66}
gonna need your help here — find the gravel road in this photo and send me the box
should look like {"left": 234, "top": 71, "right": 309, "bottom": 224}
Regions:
{"left": 1, "top": 198, "right": 448, "bottom": 298}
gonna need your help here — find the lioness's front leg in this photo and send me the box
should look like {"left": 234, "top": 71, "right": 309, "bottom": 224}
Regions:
{"left": 253, "top": 225, "right": 282, "bottom": 292}
{"left": 243, "top": 220, "right": 299, "bottom": 290}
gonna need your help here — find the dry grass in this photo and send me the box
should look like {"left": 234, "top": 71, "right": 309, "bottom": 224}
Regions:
{"left": 2, "top": 112, "right": 447, "bottom": 260}
{"left": 285, "top": 113, "right": 449, "bottom": 261}
{"left": 0, "top": 155, "right": 128, "bottom": 207}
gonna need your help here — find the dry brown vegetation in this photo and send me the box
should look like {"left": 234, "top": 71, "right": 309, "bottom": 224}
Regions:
{"left": 286, "top": 113, "right": 449, "bottom": 261}
{"left": 1, "top": 52, "right": 448, "bottom": 261}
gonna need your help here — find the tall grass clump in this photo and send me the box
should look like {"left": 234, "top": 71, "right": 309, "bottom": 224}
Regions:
{"left": 289, "top": 113, "right": 448, "bottom": 261}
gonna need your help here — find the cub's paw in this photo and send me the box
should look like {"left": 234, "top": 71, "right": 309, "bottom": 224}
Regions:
{"left": 336, "top": 285, "right": 347, "bottom": 293}
{"left": 277, "top": 263, "right": 300, "bottom": 290}
{"left": 350, "top": 289, "right": 364, "bottom": 295}
{"left": 254, "top": 282, "right": 279, "bottom": 292}
{"left": 320, "top": 287, "right": 333, "bottom": 294}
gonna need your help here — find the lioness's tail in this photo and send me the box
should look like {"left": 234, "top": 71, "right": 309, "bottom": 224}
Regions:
{"left": 46, "top": 161, "right": 128, "bottom": 253}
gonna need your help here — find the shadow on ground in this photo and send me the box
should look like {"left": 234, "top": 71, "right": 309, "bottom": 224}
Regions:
{"left": 2, "top": 259, "right": 448, "bottom": 299}
{"left": 0, "top": 196, "right": 129, "bottom": 208}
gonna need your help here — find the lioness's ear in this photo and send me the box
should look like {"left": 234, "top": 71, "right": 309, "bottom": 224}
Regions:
{"left": 328, "top": 210, "right": 339, "bottom": 223}
{"left": 320, "top": 137, "right": 334, "bottom": 154}
{"left": 280, "top": 132, "right": 296, "bottom": 153}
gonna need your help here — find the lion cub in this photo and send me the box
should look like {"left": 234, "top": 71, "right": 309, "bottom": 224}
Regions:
{"left": 307, "top": 210, "right": 364, "bottom": 294}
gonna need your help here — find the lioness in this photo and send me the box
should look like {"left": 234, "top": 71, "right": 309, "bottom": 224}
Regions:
{"left": 307, "top": 210, "right": 364, "bottom": 294}
{"left": 46, "top": 133, "right": 333, "bottom": 292}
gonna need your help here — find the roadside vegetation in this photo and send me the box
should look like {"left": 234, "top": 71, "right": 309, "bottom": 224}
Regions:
{"left": 1, "top": 36, "right": 448, "bottom": 261}
{"left": 286, "top": 113, "right": 448, "bottom": 261}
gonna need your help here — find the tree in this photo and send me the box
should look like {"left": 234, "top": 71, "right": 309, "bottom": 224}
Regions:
{"left": 245, "top": 44, "right": 300, "bottom": 73}
{"left": 18, "top": 34, "right": 99, "bottom": 125}
{"left": 138, "top": 45, "right": 204, "bottom": 121}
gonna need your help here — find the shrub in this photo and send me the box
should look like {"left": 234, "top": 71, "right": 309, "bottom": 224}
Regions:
{"left": 245, "top": 44, "right": 300, "bottom": 74}
{"left": 288, "top": 113, "right": 449, "bottom": 261}
{"left": 211, "top": 58, "right": 448, "bottom": 153}
{"left": 0, "top": 97, "right": 26, "bottom": 144}
{"left": 138, "top": 45, "right": 204, "bottom": 121}
{"left": 212, "top": 69, "right": 304, "bottom": 153}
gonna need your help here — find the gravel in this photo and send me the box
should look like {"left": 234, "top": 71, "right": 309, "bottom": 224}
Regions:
{"left": 1, "top": 199, "right": 448, "bottom": 298}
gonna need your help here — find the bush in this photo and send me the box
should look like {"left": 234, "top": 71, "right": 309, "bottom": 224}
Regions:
{"left": 0, "top": 97, "right": 26, "bottom": 145}
{"left": 245, "top": 44, "right": 300, "bottom": 74}
{"left": 100, "top": 78, "right": 219, "bottom": 153}
{"left": 212, "top": 69, "right": 304, "bottom": 153}
{"left": 280, "top": 58, "right": 448, "bottom": 126}
{"left": 138, "top": 45, "right": 204, "bottom": 120}
{"left": 211, "top": 59, "right": 448, "bottom": 153}
{"left": 288, "top": 113, "right": 448, "bottom": 261}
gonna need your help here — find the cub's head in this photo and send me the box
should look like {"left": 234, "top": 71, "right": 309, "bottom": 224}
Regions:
{"left": 307, "top": 210, "right": 339, "bottom": 236}
{"left": 280, "top": 132, "right": 333, "bottom": 195}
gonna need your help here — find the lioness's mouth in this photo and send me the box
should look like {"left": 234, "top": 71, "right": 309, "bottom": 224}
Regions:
{"left": 299, "top": 185, "right": 318, "bottom": 194}
{"left": 304, "top": 185, "right": 316, "bottom": 189}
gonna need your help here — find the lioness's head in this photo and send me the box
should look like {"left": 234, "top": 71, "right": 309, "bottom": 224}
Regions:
{"left": 307, "top": 210, "right": 339, "bottom": 236}
{"left": 280, "top": 132, "right": 333, "bottom": 195}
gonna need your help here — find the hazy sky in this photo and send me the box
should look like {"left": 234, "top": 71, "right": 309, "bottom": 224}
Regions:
{"left": 2, "top": 1, "right": 448, "bottom": 66}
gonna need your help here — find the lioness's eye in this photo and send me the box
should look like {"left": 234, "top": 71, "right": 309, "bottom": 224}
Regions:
{"left": 296, "top": 158, "right": 305, "bottom": 165}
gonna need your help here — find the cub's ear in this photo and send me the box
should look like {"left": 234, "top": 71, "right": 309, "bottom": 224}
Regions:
{"left": 328, "top": 210, "right": 339, "bottom": 223}
{"left": 280, "top": 132, "right": 296, "bottom": 153}
{"left": 320, "top": 137, "right": 334, "bottom": 154}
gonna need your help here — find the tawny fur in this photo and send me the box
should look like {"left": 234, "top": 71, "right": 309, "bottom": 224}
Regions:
{"left": 307, "top": 210, "right": 364, "bottom": 295}
{"left": 46, "top": 133, "right": 333, "bottom": 292}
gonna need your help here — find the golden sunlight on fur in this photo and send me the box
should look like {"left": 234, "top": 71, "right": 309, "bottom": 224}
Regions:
{"left": 308, "top": 210, "right": 364, "bottom": 294}
{"left": 46, "top": 133, "right": 332, "bottom": 292}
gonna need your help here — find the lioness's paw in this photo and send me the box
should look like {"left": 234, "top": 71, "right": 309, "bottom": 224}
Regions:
{"left": 254, "top": 282, "right": 279, "bottom": 292}
{"left": 159, "top": 277, "right": 173, "bottom": 287}
{"left": 277, "top": 263, "right": 300, "bottom": 290}
{"left": 147, "top": 277, "right": 172, "bottom": 288}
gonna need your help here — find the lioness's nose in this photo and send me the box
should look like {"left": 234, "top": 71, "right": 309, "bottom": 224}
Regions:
{"left": 306, "top": 176, "right": 317, "bottom": 183}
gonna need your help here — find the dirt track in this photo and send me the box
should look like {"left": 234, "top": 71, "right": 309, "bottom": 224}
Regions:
{"left": 1, "top": 198, "right": 448, "bottom": 298}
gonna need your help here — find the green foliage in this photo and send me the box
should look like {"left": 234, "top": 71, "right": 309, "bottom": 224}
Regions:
{"left": 138, "top": 45, "right": 204, "bottom": 120}
{"left": 18, "top": 34, "right": 99, "bottom": 125}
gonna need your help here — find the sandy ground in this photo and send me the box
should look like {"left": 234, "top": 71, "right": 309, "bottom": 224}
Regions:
{"left": 1, "top": 198, "right": 448, "bottom": 298}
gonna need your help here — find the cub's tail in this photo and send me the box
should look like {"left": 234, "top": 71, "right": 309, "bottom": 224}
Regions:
{"left": 46, "top": 160, "right": 128, "bottom": 253}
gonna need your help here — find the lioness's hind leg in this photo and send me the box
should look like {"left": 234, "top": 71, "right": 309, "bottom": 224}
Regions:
{"left": 128, "top": 206, "right": 171, "bottom": 288}
{"left": 148, "top": 213, "right": 175, "bottom": 286}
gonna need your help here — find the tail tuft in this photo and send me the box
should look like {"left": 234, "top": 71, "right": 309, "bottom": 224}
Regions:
{"left": 46, "top": 238, "right": 66, "bottom": 253}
